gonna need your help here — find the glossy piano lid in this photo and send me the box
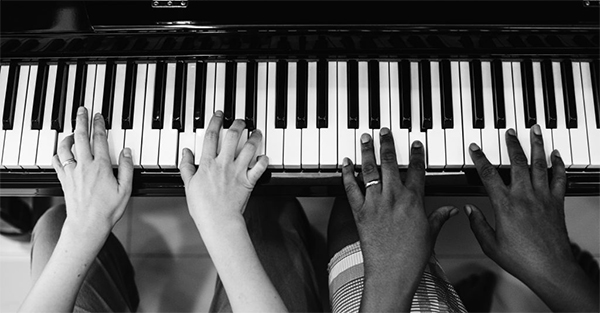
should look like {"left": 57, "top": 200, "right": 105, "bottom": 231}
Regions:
{"left": 1, "top": 1, "right": 599, "bottom": 33}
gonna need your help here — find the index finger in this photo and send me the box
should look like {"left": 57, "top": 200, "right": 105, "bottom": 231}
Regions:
{"left": 468, "top": 143, "right": 507, "bottom": 199}
{"left": 74, "top": 106, "right": 93, "bottom": 161}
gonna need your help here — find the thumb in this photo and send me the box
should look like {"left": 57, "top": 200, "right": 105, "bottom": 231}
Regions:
{"left": 179, "top": 148, "right": 197, "bottom": 186}
{"left": 428, "top": 206, "right": 458, "bottom": 244}
{"left": 465, "top": 204, "right": 496, "bottom": 256}
{"left": 117, "top": 148, "right": 134, "bottom": 194}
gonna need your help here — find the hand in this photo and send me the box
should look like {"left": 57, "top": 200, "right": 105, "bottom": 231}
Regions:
{"left": 179, "top": 111, "right": 268, "bottom": 227}
{"left": 341, "top": 128, "right": 456, "bottom": 311}
{"left": 52, "top": 106, "right": 133, "bottom": 236}
{"left": 467, "top": 125, "right": 599, "bottom": 311}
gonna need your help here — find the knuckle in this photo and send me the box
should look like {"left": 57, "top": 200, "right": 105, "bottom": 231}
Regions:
{"left": 511, "top": 153, "right": 528, "bottom": 166}
{"left": 408, "top": 159, "right": 425, "bottom": 171}
{"left": 532, "top": 159, "right": 547, "bottom": 171}
{"left": 362, "top": 163, "right": 377, "bottom": 175}
{"left": 479, "top": 164, "right": 497, "bottom": 180}
{"left": 380, "top": 150, "right": 397, "bottom": 163}
{"left": 205, "top": 130, "right": 219, "bottom": 141}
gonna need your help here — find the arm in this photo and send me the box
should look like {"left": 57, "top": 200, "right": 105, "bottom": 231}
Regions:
{"left": 179, "top": 111, "right": 287, "bottom": 313}
{"left": 19, "top": 107, "right": 133, "bottom": 312}
{"left": 340, "top": 128, "right": 457, "bottom": 312}
{"left": 466, "top": 125, "right": 599, "bottom": 312}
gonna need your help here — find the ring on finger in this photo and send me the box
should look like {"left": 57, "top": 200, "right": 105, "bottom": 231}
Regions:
{"left": 61, "top": 158, "right": 77, "bottom": 167}
{"left": 365, "top": 179, "right": 380, "bottom": 188}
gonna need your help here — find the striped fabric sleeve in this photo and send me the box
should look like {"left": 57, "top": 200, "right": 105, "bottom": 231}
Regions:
{"left": 327, "top": 241, "right": 467, "bottom": 313}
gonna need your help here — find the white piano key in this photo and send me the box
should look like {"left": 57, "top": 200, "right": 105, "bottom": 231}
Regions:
{"left": 550, "top": 62, "right": 573, "bottom": 168}
{"left": 124, "top": 63, "right": 147, "bottom": 168}
{"left": 389, "top": 62, "right": 410, "bottom": 168}
{"left": 580, "top": 62, "right": 600, "bottom": 169}
{"left": 532, "top": 61, "right": 554, "bottom": 165}
{"left": 569, "top": 62, "right": 590, "bottom": 169}
{"left": 428, "top": 61, "right": 446, "bottom": 169}
{"left": 253, "top": 62, "right": 268, "bottom": 164}
{"left": 195, "top": 62, "right": 216, "bottom": 165}
{"left": 480, "top": 61, "right": 501, "bottom": 166}
{"left": 356, "top": 61, "right": 370, "bottom": 166}
{"left": 107, "top": 63, "right": 126, "bottom": 166}
{"left": 266, "top": 62, "right": 283, "bottom": 168}
{"left": 460, "top": 61, "right": 480, "bottom": 168}
{"left": 141, "top": 63, "right": 161, "bottom": 169}
{"left": 319, "top": 61, "right": 337, "bottom": 169}
{"left": 511, "top": 62, "right": 531, "bottom": 164}
{"left": 234, "top": 62, "right": 248, "bottom": 154}
{"left": 373, "top": 62, "right": 391, "bottom": 164}
{"left": 83, "top": 64, "right": 97, "bottom": 133}
{"left": 336, "top": 61, "right": 355, "bottom": 168}
{"left": 18, "top": 65, "right": 39, "bottom": 168}
{"left": 214, "top": 62, "right": 226, "bottom": 153}
{"left": 57, "top": 64, "right": 77, "bottom": 146}
{"left": 499, "top": 62, "right": 517, "bottom": 168}
{"left": 158, "top": 62, "right": 179, "bottom": 169}
{"left": 90, "top": 64, "right": 105, "bottom": 150}
{"left": 37, "top": 64, "right": 59, "bottom": 168}
{"left": 302, "top": 61, "right": 319, "bottom": 169}
{"left": 3, "top": 65, "right": 29, "bottom": 168}
{"left": 179, "top": 62, "right": 196, "bottom": 162}
{"left": 283, "top": 62, "right": 301, "bottom": 169}
{"left": 410, "top": 61, "right": 427, "bottom": 168}
{"left": 0, "top": 65, "right": 8, "bottom": 168}
{"left": 444, "top": 61, "right": 464, "bottom": 169}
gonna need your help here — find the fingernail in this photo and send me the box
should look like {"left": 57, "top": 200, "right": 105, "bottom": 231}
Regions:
{"left": 252, "top": 129, "right": 262, "bottom": 135}
{"left": 94, "top": 113, "right": 102, "bottom": 120}
{"left": 123, "top": 148, "right": 132, "bottom": 158}
{"left": 449, "top": 207, "right": 459, "bottom": 217}
{"left": 215, "top": 110, "right": 223, "bottom": 117}
{"left": 464, "top": 205, "right": 472, "bottom": 216}
{"left": 343, "top": 157, "right": 350, "bottom": 167}
{"left": 77, "top": 106, "right": 86, "bottom": 115}
{"left": 554, "top": 149, "right": 561, "bottom": 158}
{"left": 380, "top": 127, "right": 390, "bottom": 136}
{"left": 507, "top": 128, "right": 516, "bottom": 136}
{"left": 469, "top": 143, "right": 480, "bottom": 151}
{"left": 532, "top": 124, "right": 541, "bottom": 136}
{"left": 360, "top": 133, "right": 370, "bottom": 144}
{"left": 412, "top": 140, "right": 422, "bottom": 148}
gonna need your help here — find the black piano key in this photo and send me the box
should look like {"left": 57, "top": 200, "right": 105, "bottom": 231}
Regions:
{"left": 491, "top": 60, "right": 506, "bottom": 128}
{"left": 31, "top": 60, "right": 49, "bottom": 130}
{"left": 440, "top": 60, "right": 453, "bottom": 128}
{"left": 347, "top": 60, "right": 359, "bottom": 129}
{"left": 520, "top": 59, "right": 537, "bottom": 128}
{"left": 51, "top": 61, "right": 68, "bottom": 131}
{"left": 71, "top": 59, "right": 87, "bottom": 130}
{"left": 419, "top": 60, "right": 433, "bottom": 129}
{"left": 3, "top": 61, "right": 20, "bottom": 130}
{"left": 316, "top": 59, "right": 328, "bottom": 128}
{"left": 275, "top": 60, "right": 288, "bottom": 129}
{"left": 121, "top": 60, "right": 137, "bottom": 130}
{"left": 399, "top": 60, "right": 411, "bottom": 129}
{"left": 560, "top": 60, "right": 577, "bottom": 128}
{"left": 296, "top": 60, "right": 308, "bottom": 129}
{"left": 591, "top": 60, "right": 599, "bottom": 128}
{"left": 102, "top": 60, "right": 116, "bottom": 129}
{"left": 172, "top": 61, "right": 186, "bottom": 131}
{"left": 368, "top": 60, "right": 380, "bottom": 129}
{"left": 193, "top": 61, "right": 207, "bottom": 130}
{"left": 469, "top": 60, "right": 485, "bottom": 129}
{"left": 541, "top": 60, "right": 558, "bottom": 128}
{"left": 152, "top": 61, "right": 167, "bottom": 129}
{"left": 223, "top": 62, "right": 237, "bottom": 129}
{"left": 245, "top": 61, "right": 257, "bottom": 130}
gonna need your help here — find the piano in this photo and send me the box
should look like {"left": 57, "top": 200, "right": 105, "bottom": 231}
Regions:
{"left": 1, "top": 1, "right": 599, "bottom": 197}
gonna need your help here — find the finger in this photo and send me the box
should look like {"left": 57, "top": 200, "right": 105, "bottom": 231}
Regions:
{"left": 57, "top": 135, "right": 76, "bottom": 171}
{"left": 74, "top": 106, "right": 93, "bottom": 162}
{"left": 52, "top": 154, "right": 65, "bottom": 180}
{"left": 236, "top": 129, "right": 262, "bottom": 167}
{"left": 247, "top": 155, "right": 269, "bottom": 186}
{"left": 342, "top": 158, "right": 364, "bottom": 211}
{"left": 92, "top": 113, "right": 110, "bottom": 161}
{"left": 360, "top": 133, "right": 381, "bottom": 194}
{"left": 117, "top": 148, "right": 134, "bottom": 195}
{"left": 464, "top": 204, "right": 497, "bottom": 257}
{"left": 405, "top": 141, "right": 425, "bottom": 192}
{"left": 220, "top": 119, "right": 246, "bottom": 161}
{"left": 179, "top": 148, "right": 197, "bottom": 186}
{"left": 505, "top": 129, "right": 531, "bottom": 188}
{"left": 379, "top": 128, "right": 402, "bottom": 189}
{"left": 550, "top": 150, "right": 567, "bottom": 199}
{"left": 468, "top": 143, "right": 507, "bottom": 199}
{"left": 428, "top": 206, "right": 458, "bottom": 244}
{"left": 201, "top": 111, "right": 224, "bottom": 160}
{"left": 529, "top": 125, "right": 549, "bottom": 193}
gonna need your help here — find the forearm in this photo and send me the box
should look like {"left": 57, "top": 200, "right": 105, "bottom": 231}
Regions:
{"left": 19, "top": 220, "right": 109, "bottom": 313}
{"left": 198, "top": 217, "right": 287, "bottom": 313}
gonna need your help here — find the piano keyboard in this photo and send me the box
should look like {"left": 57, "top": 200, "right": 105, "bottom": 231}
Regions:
{"left": 1, "top": 59, "right": 598, "bottom": 171}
